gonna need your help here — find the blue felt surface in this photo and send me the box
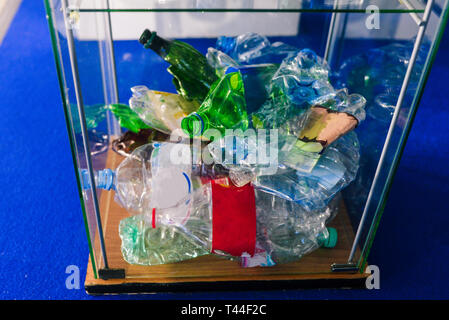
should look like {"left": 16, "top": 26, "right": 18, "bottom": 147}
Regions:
{"left": 0, "top": 0, "right": 449, "bottom": 300}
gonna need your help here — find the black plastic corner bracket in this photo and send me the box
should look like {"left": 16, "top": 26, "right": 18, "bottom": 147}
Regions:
{"left": 331, "top": 263, "right": 359, "bottom": 273}
{"left": 98, "top": 268, "right": 126, "bottom": 280}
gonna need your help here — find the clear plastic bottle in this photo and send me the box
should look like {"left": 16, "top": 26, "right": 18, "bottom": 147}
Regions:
{"left": 206, "top": 48, "right": 240, "bottom": 77}
{"left": 252, "top": 190, "right": 339, "bottom": 266}
{"left": 250, "top": 48, "right": 336, "bottom": 131}
{"left": 128, "top": 85, "right": 199, "bottom": 134}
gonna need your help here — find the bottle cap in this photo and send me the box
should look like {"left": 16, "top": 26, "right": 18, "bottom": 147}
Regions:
{"left": 139, "top": 29, "right": 157, "bottom": 48}
{"left": 322, "top": 227, "right": 338, "bottom": 248}
{"left": 139, "top": 29, "right": 152, "bottom": 44}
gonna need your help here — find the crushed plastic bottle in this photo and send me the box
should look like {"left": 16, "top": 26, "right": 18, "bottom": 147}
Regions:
{"left": 253, "top": 88, "right": 365, "bottom": 157}
{"left": 119, "top": 188, "right": 338, "bottom": 267}
{"left": 312, "top": 88, "right": 367, "bottom": 122}
{"left": 113, "top": 142, "right": 194, "bottom": 223}
{"left": 254, "top": 133, "right": 359, "bottom": 212}
{"left": 119, "top": 214, "right": 210, "bottom": 266}
{"left": 206, "top": 48, "right": 240, "bottom": 77}
{"left": 181, "top": 71, "right": 248, "bottom": 137}
{"left": 207, "top": 131, "right": 320, "bottom": 177}
{"left": 250, "top": 48, "right": 336, "bottom": 131}
{"left": 181, "top": 64, "right": 278, "bottom": 137}
{"left": 128, "top": 85, "right": 199, "bottom": 134}
{"left": 216, "top": 32, "right": 300, "bottom": 65}
{"left": 251, "top": 190, "right": 339, "bottom": 265}
{"left": 229, "top": 64, "right": 279, "bottom": 114}
{"left": 116, "top": 142, "right": 213, "bottom": 265}
{"left": 273, "top": 48, "right": 330, "bottom": 87}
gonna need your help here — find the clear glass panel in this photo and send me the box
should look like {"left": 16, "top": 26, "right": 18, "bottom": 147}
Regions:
{"left": 337, "top": 0, "right": 449, "bottom": 269}
{"left": 46, "top": 0, "right": 449, "bottom": 280}
{"left": 45, "top": 0, "right": 122, "bottom": 277}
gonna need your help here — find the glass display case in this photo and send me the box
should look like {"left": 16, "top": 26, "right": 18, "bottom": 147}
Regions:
{"left": 44, "top": 0, "right": 448, "bottom": 294}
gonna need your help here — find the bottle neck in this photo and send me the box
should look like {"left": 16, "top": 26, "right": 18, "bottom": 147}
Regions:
{"left": 181, "top": 112, "right": 209, "bottom": 137}
{"left": 139, "top": 30, "right": 171, "bottom": 58}
{"left": 193, "top": 163, "right": 229, "bottom": 179}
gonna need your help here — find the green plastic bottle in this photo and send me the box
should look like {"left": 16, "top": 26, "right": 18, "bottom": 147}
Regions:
{"left": 181, "top": 64, "right": 278, "bottom": 137}
{"left": 181, "top": 72, "right": 248, "bottom": 137}
{"left": 139, "top": 29, "right": 218, "bottom": 104}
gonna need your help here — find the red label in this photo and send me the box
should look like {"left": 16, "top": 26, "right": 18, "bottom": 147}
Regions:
{"left": 211, "top": 178, "right": 256, "bottom": 257}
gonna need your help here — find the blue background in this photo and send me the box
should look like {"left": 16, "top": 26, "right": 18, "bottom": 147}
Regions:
{"left": 0, "top": 1, "right": 448, "bottom": 300}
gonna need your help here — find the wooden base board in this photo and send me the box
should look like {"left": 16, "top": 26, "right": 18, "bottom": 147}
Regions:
{"left": 85, "top": 149, "right": 367, "bottom": 294}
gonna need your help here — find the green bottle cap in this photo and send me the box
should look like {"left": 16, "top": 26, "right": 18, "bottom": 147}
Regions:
{"left": 322, "top": 227, "right": 338, "bottom": 248}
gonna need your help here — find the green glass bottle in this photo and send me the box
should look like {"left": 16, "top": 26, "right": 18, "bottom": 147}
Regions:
{"left": 181, "top": 72, "right": 248, "bottom": 137}
{"left": 139, "top": 29, "right": 218, "bottom": 104}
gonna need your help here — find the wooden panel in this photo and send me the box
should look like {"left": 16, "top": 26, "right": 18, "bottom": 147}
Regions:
{"left": 86, "top": 149, "right": 366, "bottom": 291}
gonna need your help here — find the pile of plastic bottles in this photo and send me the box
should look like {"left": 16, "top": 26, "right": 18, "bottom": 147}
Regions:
{"left": 86, "top": 31, "right": 371, "bottom": 268}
